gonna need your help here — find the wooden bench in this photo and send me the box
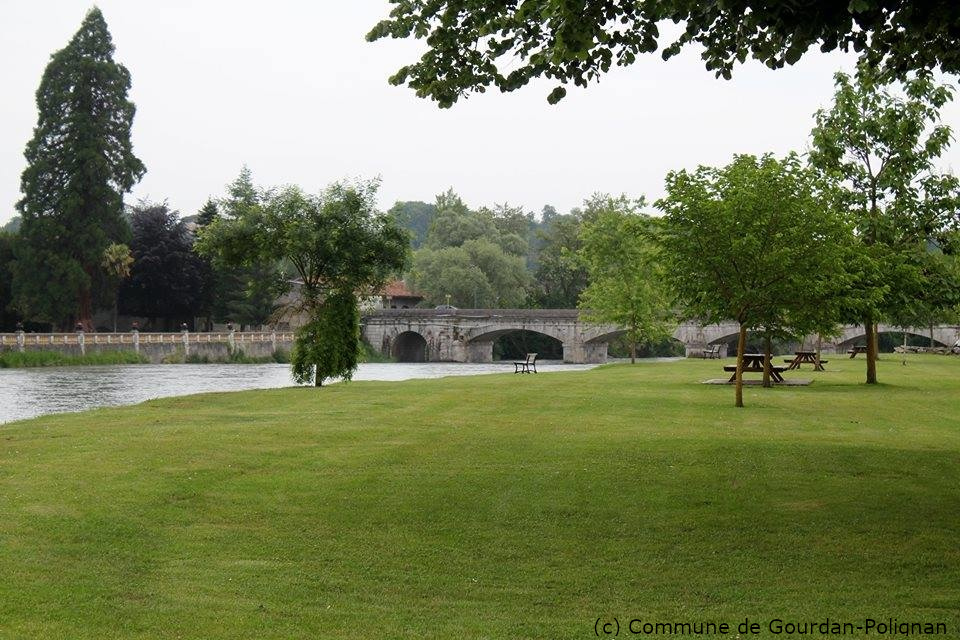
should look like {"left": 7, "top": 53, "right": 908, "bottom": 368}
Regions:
{"left": 847, "top": 345, "right": 868, "bottom": 358}
{"left": 514, "top": 353, "right": 538, "bottom": 374}
{"left": 701, "top": 344, "right": 721, "bottom": 359}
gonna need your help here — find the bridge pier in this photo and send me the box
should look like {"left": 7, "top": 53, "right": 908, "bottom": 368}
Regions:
{"left": 465, "top": 340, "right": 494, "bottom": 363}
{"left": 562, "top": 341, "right": 608, "bottom": 364}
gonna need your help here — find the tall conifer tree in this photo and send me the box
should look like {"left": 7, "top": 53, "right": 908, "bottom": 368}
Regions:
{"left": 14, "top": 8, "right": 145, "bottom": 329}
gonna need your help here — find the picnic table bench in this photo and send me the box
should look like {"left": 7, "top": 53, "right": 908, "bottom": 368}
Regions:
{"left": 783, "top": 350, "right": 828, "bottom": 371}
{"left": 514, "top": 353, "right": 538, "bottom": 374}
{"left": 847, "top": 345, "right": 868, "bottom": 358}
{"left": 723, "top": 354, "right": 787, "bottom": 383}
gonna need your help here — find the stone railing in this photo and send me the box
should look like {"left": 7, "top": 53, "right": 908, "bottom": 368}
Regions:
{"left": 1, "top": 330, "right": 294, "bottom": 356}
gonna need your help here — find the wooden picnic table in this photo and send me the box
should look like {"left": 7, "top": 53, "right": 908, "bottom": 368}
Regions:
{"left": 724, "top": 353, "right": 786, "bottom": 383}
{"left": 848, "top": 345, "right": 868, "bottom": 358}
{"left": 783, "top": 350, "right": 827, "bottom": 371}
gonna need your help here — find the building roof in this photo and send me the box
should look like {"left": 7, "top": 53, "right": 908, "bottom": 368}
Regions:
{"left": 381, "top": 279, "right": 422, "bottom": 299}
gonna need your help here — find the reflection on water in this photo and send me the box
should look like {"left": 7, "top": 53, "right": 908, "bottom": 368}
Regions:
{"left": 0, "top": 361, "right": 599, "bottom": 424}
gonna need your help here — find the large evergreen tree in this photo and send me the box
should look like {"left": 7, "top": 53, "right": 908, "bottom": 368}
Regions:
{"left": 13, "top": 8, "right": 144, "bottom": 329}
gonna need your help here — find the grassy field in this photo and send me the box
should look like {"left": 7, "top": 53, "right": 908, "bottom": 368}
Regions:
{"left": 0, "top": 355, "right": 958, "bottom": 638}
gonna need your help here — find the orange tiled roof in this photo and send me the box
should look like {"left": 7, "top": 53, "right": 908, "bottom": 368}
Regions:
{"left": 381, "top": 280, "right": 421, "bottom": 298}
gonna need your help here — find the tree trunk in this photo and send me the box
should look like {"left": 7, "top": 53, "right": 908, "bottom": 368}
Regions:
{"left": 815, "top": 334, "right": 822, "bottom": 368}
{"left": 735, "top": 324, "right": 747, "bottom": 408}
{"left": 630, "top": 340, "right": 636, "bottom": 364}
{"left": 865, "top": 313, "right": 878, "bottom": 384}
{"left": 762, "top": 333, "right": 772, "bottom": 388}
{"left": 930, "top": 321, "right": 934, "bottom": 348}
{"left": 77, "top": 286, "right": 94, "bottom": 331}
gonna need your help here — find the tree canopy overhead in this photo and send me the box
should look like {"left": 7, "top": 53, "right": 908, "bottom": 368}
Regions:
{"left": 368, "top": 1, "right": 960, "bottom": 106}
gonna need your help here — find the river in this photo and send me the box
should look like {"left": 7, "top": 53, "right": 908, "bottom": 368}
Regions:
{"left": 0, "top": 361, "right": 601, "bottom": 424}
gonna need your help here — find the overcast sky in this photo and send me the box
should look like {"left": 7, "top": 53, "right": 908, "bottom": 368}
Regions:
{"left": 3, "top": 2, "right": 960, "bottom": 226}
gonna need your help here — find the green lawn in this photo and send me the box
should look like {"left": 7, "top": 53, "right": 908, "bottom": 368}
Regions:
{"left": 1, "top": 356, "right": 958, "bottom": 638}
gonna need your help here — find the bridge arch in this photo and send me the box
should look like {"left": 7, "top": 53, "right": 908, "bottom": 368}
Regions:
{"left": 466, "top": 326, "right": 567, "bottom": 344}
{"left": 837, "top": 328, "right": 951, "bottom": 350}
{"left": 467, "top": 328, "right": 566, "bottom": 360}
{"left": 496, "top": 329, "right": 564, "bottom": 360}
{"left": 392, "top": 331, "right": 428, "bottom": 362}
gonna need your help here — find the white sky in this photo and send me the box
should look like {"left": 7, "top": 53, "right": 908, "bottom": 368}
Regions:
{"left": 3, "top": 2, "right": 960, "bottom": 226}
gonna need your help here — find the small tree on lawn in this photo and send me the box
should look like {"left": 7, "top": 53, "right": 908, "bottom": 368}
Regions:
{"left": 658, "top": 153, "right": 852, "bottom": 407}
{"left": 809, "top": 65, "right": 960, "bottom": 383}
{"left": 198, "top": 180, "right": 408, "bottom": 386}
{"left": 577, "top": 196, "right": 673, "bottom": 363}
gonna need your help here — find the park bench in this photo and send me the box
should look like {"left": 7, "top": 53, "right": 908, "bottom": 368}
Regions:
{"left": 514, "top": 353, "right": 538, "bottom": 374}
{"left": 847, "top": 345, "right": 868, "bottom": 358}
{"left": 701, "top": 344, "right": 721, "bottom": 359}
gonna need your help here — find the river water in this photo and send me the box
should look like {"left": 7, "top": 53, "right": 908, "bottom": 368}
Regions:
{"left": 0, "top": 361, "right": 600, "bottom": 424}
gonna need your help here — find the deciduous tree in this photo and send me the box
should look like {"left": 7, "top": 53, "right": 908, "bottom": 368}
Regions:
{"left": 199, "top": 180, "right": 408, "bottom": 386}
{"left": 658, "top": 154, "right": 851, "bottom": 407}
{"left": 529, "top": 211, "right": 588, "bottom": 308}
{"left": 809, "top": 66, "right": 960, "bottom": 383}
{"left": 577, "top": 197, "right": 672, "bottom": 363}
{"left": 388, "top": 200, "right": 437, "bottom": 249}
{"left": 410, "top": 238, "right": 529, "bottom": 308}
{"left": 212, "top": 168, "right": 286, "bottom": 329}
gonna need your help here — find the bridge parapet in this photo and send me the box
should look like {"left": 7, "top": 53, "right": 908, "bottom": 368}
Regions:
{"left": 363, "top": 308, "right": 582, "bottom": 320}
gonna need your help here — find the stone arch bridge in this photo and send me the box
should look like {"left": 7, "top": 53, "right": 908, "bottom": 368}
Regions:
{"left": 362, "top": 309, "right": 960, "bottom": 364}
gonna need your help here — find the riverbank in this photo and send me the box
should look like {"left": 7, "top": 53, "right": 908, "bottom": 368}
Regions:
{"left": 0, "top": 340, "right": 385, "bottom": 368}
{"left": 0, "top": 349, "right": 148, "bottom": 367}
{"left": 1, "top": 356, "right": 958, "bottom": 638}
